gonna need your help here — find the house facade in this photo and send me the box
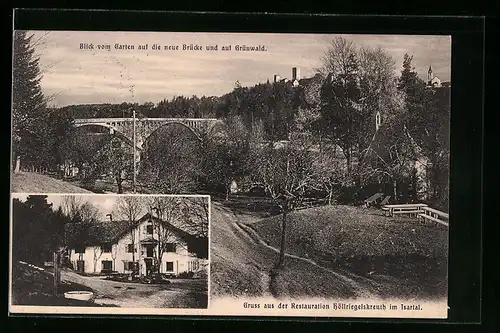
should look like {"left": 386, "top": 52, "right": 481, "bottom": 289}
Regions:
{"left": 68, "top": 213, "right": 206, "bottom": 276}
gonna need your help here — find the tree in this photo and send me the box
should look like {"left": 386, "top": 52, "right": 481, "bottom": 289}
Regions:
{"left": 202, "top": 116, "right": 252, "bottom": 200}
{"left": 88, "top": 137, "right": 134, "bottom": 193}
{"left": 179, "top": 197, "right": 209, "bottom": 238}
{"left": 319, "top": 37, "right": 362, "bottom": 175}
{"left": 139, "top": 124, "right": 204, "bottom": 194}
{"left": 60, "top": 196, "right": 84, "bottom": 221}
{"left": 12, "top": 196, "right": 66, "bottom": 265}
{"left": 396, "top": 54, "right": 450, "bottom": 209}
{"left": 360, "top": 116, "right": 417, "bottom": 202}
{"left": 254, "top": 139, "right": 317, "bottom": 267}
{"left": 12, "top": 31, "right": 49, "bottom": 171}
{"left": 116, "top": 196, "right": 144, "bottom": 275}
{"left": 92, "top": 246, "right": 103, "bottom": 273}
{"left": 145, "top": 196, "right": 182, "bottom": 274}
{"left": 357, "top": 46, "right": 401, "bottom": 153}
{"left": 312, "top": 147, "right": 352, "bottom": 205}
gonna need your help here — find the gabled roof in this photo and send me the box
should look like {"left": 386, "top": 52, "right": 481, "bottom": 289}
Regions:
{"left": 65, "top": 212, "right": 198, "bottom": 247}
{"left": 361, "top": 117, "right": 423, "bottom": 168}
{"left": 65, "top": 220, "right": 131, "bottom": 246}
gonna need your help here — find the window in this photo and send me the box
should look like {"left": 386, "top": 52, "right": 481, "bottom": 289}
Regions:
{"left": 102, "top": 243, "right": 112, "bottom": 253}
{"left": 146, "top": 224, "right": 154, "bottom": 234}
{"left": 102, "top": 260, "right": 112, "bottom": 271}
{"left": 75, "top": 245, "right": 85, "bottom": 254}
{"left": 124, "top": 261, "right": 138, "bottom": 271}
{"left": 165, "top": 243, "right": 176, "bottom": 253}
{"left": 146, "top": 246, "right": 154, "bottom": 258}
{"left": 188, "top": 260, "right": 199, "bottom": 271}
{"left": 166, "top": 262, "right": 174, "bottom": 272}
{"left": 127, "top": 244, "right": 134, "bottom": 253}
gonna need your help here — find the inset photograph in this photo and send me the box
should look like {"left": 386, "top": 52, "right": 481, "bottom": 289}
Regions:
{"left": 10, "top": 194, "right": 209, "bottom": 309}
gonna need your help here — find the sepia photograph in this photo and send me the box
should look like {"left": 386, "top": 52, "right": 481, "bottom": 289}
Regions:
{"left": 10, "top": 30, "right": 450, "bottom": 317}
{"left": 9, "top": 194, "right": 209, "bottom": 310}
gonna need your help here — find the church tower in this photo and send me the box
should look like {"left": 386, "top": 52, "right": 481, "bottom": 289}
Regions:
{"left": 427, "top": 65, "right": 433, "bottom": 82}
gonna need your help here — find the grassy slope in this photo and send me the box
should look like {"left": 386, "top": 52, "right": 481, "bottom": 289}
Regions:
{"left": 11, "top": 172, "right": 92, "bottom": 193}
{"left": 11, "top": 262, "right": 110, "bottom": 306}
{"left": 210, "top": 202, "right": 359, "bottom": 300}
{"left": 250, "top": 205, "right": 449, "bottom": 299}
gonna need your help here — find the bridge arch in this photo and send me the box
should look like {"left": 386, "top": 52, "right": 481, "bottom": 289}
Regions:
{"left": 143, "top": 121, "right": 204, "bottom": 143}
{"left": 73, "top": 123, "right": 141, "bottom": 150}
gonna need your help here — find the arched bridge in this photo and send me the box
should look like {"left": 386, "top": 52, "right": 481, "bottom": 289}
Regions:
{"left": 73, "top": 117, "right": 223, "bottom": 150}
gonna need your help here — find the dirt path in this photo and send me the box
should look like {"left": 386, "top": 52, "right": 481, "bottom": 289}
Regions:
{"left": 211, "top": 202, "right": 378, "bottom": 300}
{"left": 237, "top": 223, "right": 378, "bottom": 299}
{"left": 210, "top": 203, "right": 275, "bottom": 298}
{"left": 60, "top": 269, "right": 207, "bottom": 308}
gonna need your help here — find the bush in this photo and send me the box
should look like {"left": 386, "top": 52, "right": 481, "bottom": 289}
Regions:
{"left": 178, "top": 271, "right": 195, "bottom": 279}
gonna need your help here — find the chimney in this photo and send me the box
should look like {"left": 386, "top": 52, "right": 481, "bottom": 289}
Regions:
{"left": 292, "top": 67, "right": 300, "bottom": 81}
{"left": 274, "top": 74, "right": 281, "bottom": 83}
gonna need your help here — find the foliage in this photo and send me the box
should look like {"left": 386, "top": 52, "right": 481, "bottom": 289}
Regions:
{"left": 396, "top": 54, "right": 450, "bottom": 208}
{"left": 201, "top": 116, "right": 252, "bottom": 199}
{"left": 12, "top": 196, "right": 69, "bottom": 265}
{"left": 139, "top": 124, "right": 203, "bottom": 194}
{"left": 82, "top": 137, "right": 134, "bottom": 193}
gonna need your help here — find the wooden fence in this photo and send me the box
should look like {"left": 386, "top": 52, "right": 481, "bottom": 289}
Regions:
{"left": 382, "top": 203, "right": 449, "bottom": 227}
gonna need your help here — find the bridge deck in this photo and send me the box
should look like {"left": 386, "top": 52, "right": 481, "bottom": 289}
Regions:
{"left": 74, "top": 118, "right": 220, "bottom": 123}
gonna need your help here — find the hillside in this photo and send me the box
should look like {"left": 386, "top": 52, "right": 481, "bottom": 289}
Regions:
{"left": 210, "top": 202, "right": 370, "bottom": 300}
{"left": 11, "top": 172, "right": 92, "bottom": 193}
{"left": 11, "top": 261, "right": 105, "bottom": 306}
{"left": 249, "top": 205, "right": 449, "bottom": 299}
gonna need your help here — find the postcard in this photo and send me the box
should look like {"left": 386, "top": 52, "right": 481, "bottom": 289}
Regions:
{"left": 10, "top": 30, "right": 450, "bottom": 318}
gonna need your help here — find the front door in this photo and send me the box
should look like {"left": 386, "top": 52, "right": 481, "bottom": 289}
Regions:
{"left": 76, "top": 260, "right": 85, "bottom": 273}
{"left": 144, "top": 258, "right": 153, "bottom": 276}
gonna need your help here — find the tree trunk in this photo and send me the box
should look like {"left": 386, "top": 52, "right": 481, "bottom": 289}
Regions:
{"left": 116, "top": 176, "right": 123, "bottom": 194}
{"left": 393, "top": 180, "right": 398, "bottom": 203}
{"left": 225, "top": 185, "right": 230, "bottom": 201}
{"left": 345, "top": 148, "right": 352, "bottom": 175}
{"left": 328, "top": 190, "right": 333, "bottom": 205}
{"left": 14, "top": 156, "right": 21, "bottom": 173}
{"left": 278, "top": 211, "right": 287, "bottom": 267}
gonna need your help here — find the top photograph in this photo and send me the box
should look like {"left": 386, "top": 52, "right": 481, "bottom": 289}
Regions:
{"left": 11, "top": 31, "right": 450, "bottom": 205}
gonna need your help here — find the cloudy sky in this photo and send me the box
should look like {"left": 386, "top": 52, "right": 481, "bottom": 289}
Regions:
{"left": 26, "top": 31, "right": 451, "bottom": 107}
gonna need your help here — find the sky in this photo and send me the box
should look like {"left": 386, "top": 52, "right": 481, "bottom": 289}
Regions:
{"left": 12, "top": 194, "right": 124, "bottom": 220}
{"left": 25, "top": 31, "right": 451, "bottom": 107}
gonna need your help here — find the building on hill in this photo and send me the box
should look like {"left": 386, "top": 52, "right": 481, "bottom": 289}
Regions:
{"left": 65, "top": 212, "right": 208, "bottom": 276}
{"left": 427, "top": 65, "right": 451, "bottom": 88}
{"left": 273, "top": 67, "right": 304, "bottom": 87}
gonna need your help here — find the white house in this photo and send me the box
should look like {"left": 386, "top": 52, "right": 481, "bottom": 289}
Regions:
{"left": 67, "top": 213, "right": 207, "bottom": 277}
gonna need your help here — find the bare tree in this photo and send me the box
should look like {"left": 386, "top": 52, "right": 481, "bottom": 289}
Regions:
{"left": 78, "top": 202, "right": 101, "bottom": 224}
{"left": 179, "top": 197, "right": 209, "bottom": 238}
{"left": 60, "top": 196, "right": 84, "bottom": 221}
{"left": 255, "top": 139, "right": 317, "bottom": 267}
{"left": 111, "top": 244, "right": 118, "bottom": 271}
{"left": 312, "top": 147, "right": 350, "bottom": 205}
{"left": 116, "top": 196, "right": 144, "bottom": 276}
{"left": 92, "top": 246, "right": 103, "bottom": 274}
{"left": 145, "top": 196, "right": 182, "bottom": 274}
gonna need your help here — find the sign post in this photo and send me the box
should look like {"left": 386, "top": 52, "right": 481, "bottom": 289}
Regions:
{"left": 53, "top": 252, "right": 60, "bottom": 296}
